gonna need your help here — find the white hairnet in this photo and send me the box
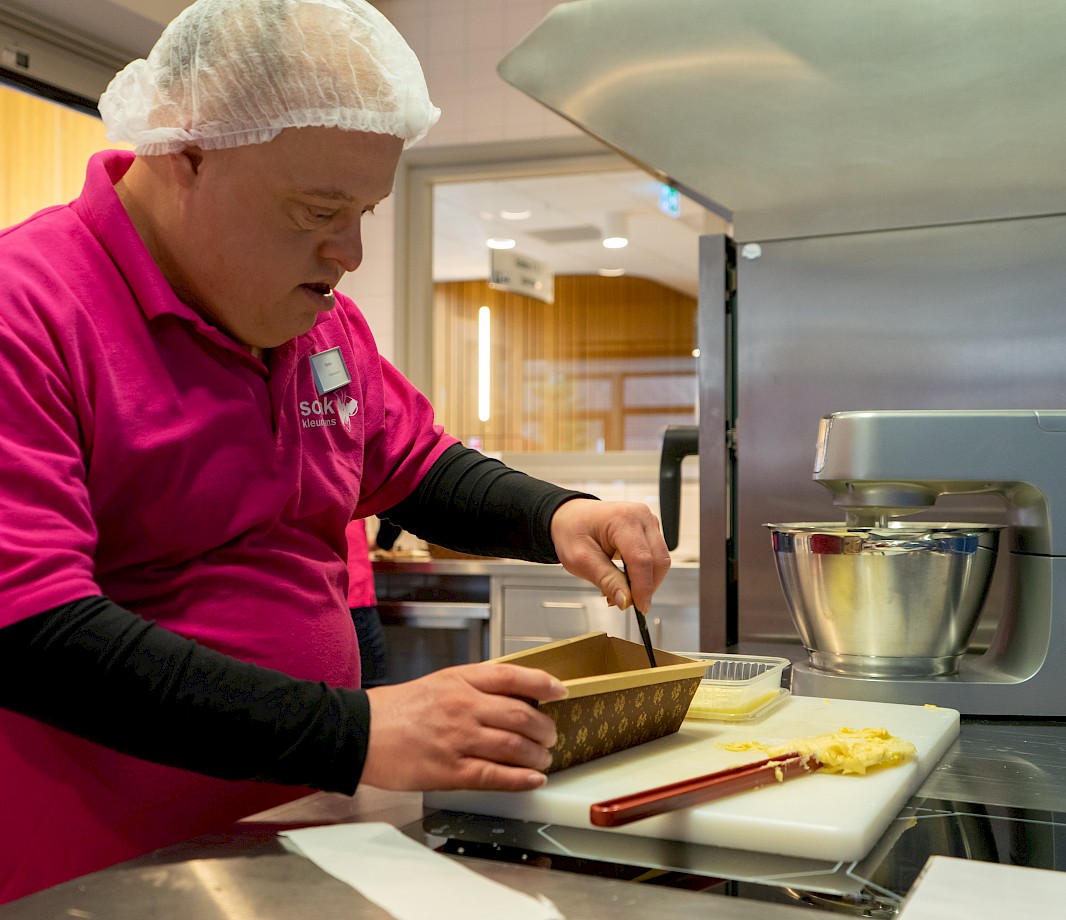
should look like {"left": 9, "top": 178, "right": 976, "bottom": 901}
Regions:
{"left": 99, "top": 0, "right": 440, "bottom": 155}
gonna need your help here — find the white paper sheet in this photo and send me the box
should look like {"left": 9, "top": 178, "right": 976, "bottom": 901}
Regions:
{"left": 899, "top": 855, "right": 1066, "bottom": 918}
{"left": 280, "top": 823, "right": 564, "bottom": 920}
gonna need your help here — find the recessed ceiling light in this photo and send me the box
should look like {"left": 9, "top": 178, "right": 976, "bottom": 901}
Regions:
{"left": 486, "top": 237, "right": 516, "bottom": 250}
{"left": 598, "top": 267, "right": 626, "bottom": 277}
{"left": 500, "top": 209, "right": 532, "bottom": 221}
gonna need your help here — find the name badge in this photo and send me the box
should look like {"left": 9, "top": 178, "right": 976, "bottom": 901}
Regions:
{"left": 309, "top": 347, "right": 352, "bottom": 396}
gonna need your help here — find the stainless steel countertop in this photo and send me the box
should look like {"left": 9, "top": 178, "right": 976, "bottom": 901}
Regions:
{"left": 3, "top": 719, "right": 1063, "bottom": 918}
{"left": 0, "top": 790, "right": 817, "bottom": 920}
{"left": 372, "top": 556, "right": 699, "bottom": 579}
{"left": 921, "top": 720, "right": 1066, "bottom": 812}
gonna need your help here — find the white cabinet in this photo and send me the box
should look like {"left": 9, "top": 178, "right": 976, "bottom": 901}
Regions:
{"left": 491, "top": 566, "right": 699, "bottom": 657}
{"left": 498, "top": 583, "right": 630, "bottom": 655}
{"left": 640, "top": 601, "right": 699, "bottom": 655}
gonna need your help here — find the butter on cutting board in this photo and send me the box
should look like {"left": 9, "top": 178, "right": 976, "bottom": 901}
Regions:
{"left": 718, "top": 726, "right": 916, "bottom": 775}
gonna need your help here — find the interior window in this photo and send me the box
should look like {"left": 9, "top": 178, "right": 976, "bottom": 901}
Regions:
{"left": 431, "top": 170, "right": 718, "bottom": 453}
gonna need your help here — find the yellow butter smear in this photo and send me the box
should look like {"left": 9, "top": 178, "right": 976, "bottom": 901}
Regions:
{"left": 718, "top": 727, "right": 916, "bottom": 776}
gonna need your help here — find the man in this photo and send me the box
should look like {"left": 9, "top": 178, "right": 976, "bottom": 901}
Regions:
{"left": 0, "top": 0, "right": 671, "bottom": 902}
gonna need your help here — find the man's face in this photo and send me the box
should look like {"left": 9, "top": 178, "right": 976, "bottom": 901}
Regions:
{"left": 167, "top": 127, "right": 404, "bottom": 350}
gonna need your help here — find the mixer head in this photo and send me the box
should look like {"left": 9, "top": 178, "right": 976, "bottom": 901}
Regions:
{"left": 817, "top": 479, "right": 940, "bottom": 528}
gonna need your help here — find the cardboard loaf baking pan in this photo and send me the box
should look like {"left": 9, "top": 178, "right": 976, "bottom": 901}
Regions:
{"left": 493, "top": 632, "right": 706, "bottom": 772}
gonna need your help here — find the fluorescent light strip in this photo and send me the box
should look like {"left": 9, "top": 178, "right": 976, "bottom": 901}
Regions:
{"left": 478, "top": 306, "right": 491, "bottom": 422}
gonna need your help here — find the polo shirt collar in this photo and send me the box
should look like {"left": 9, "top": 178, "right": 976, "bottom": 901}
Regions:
{"left": 75, "top": 151, "right": 194, "bottom": 325}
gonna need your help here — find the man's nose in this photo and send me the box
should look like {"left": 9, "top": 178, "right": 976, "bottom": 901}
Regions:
{"left": 321, "top": 218, "right": 363, "bottom": 273}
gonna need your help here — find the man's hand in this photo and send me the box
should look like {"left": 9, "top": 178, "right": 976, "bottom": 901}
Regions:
{"left": 549, "top": 498, "right": 671, "bottom": 613}
{"left": 360, "top": 662, "right": 567, "bottom": 792}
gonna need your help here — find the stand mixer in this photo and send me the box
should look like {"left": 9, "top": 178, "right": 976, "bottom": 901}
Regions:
{"left": 786, "top": 409, "right": 1066, "bottom": 716}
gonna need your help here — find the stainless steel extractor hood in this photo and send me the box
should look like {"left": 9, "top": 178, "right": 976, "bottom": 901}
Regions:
{"left": 498, "top": 0, "right": 1066, "bottom": 240}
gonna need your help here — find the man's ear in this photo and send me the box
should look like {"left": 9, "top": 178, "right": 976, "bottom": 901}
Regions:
{"left": 169, "top": 146, "right": 205, "bottom": 187}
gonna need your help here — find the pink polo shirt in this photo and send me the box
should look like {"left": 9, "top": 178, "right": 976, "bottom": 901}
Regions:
{"left": 346, "top": 518, "right": 377, "bottom": 608}
{"left": 0, "top": 150, "right": 456, "bottom": 901}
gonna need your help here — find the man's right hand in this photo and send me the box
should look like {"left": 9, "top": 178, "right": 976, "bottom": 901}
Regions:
{"left": 360, "top": 662, "right": 568, "bottom": 792}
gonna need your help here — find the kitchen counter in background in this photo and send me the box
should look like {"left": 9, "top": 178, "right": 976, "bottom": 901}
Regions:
{"left": 372, "top": 557, "right": 700, "bottom": 679}
{"left": 3, "top": 718, "right": 1063, "bottom": 918}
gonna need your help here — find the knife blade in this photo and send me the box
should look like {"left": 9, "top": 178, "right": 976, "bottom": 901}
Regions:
{"left": 623, "top": 562, "right": 657, "bottom": 668}
{"left": 633, "top": 605, "right": 657, "bottom": 668}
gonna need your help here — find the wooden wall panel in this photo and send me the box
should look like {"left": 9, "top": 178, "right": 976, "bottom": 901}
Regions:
{"left": 1, "top": 86, "right": 57, "bottom": 229}
{"left": 0, "top": 84, "right": 125, "bottom": 230}
{"left": 434, "top": 275, "right": 698, "bottom": 452}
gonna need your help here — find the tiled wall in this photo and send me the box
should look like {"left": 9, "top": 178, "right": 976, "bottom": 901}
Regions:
{"left": 387, "top": 0, "right": 580, "bottom": 147}
{"left": 499, "top": 451, "right": 701, "bottom": 561}
{"left": 378, "top": 451, "right": 701, "bottom": 563}
{"left": 554, "top": 478, "right": 701, "bottom": 563}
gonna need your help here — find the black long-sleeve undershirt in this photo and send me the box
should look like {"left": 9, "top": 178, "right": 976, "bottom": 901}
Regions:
{"left": 0, "top": 596, "right": 371, "bottom": 793}
{"left": 0, "top": 445, "right": 591, "bottom": 790}
{"left": 379, "top": 443, "right": 591, "bottom": 562}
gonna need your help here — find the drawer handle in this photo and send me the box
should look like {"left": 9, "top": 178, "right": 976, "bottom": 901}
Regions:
{"left": 540, "top": 601, "right": 586, "bottom": 609}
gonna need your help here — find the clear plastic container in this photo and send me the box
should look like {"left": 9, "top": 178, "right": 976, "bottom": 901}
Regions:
{"left": 679, "top": 653, "right": 790, "bottom": 722}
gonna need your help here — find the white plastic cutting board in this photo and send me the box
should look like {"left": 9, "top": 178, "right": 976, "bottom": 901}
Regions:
{"left": 425, "top": 696, "right": 959, "bottom": 863}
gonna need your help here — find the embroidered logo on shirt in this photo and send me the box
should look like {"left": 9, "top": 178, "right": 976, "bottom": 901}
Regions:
{"left": 336, "top": 397, "right": 359, "bottom": 431}
{"left": 299, "top": 395, "right": 358, "bottom": 429}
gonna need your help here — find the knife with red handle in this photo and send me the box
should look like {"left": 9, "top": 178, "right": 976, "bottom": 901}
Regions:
{"left": 589, "top": 752, "right": 822, "bottom": 828}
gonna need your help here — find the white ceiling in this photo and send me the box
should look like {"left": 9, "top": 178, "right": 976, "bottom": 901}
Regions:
{"left": 3, "top": 0, "right": 717, "bottom": 297}
{"left": 434, "top": 169, "right": 718, "bottom": 297}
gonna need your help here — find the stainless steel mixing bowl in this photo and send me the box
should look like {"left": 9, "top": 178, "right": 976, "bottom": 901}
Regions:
{"left": 766, "top": 522, "right": 1002, "bottom": 678}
